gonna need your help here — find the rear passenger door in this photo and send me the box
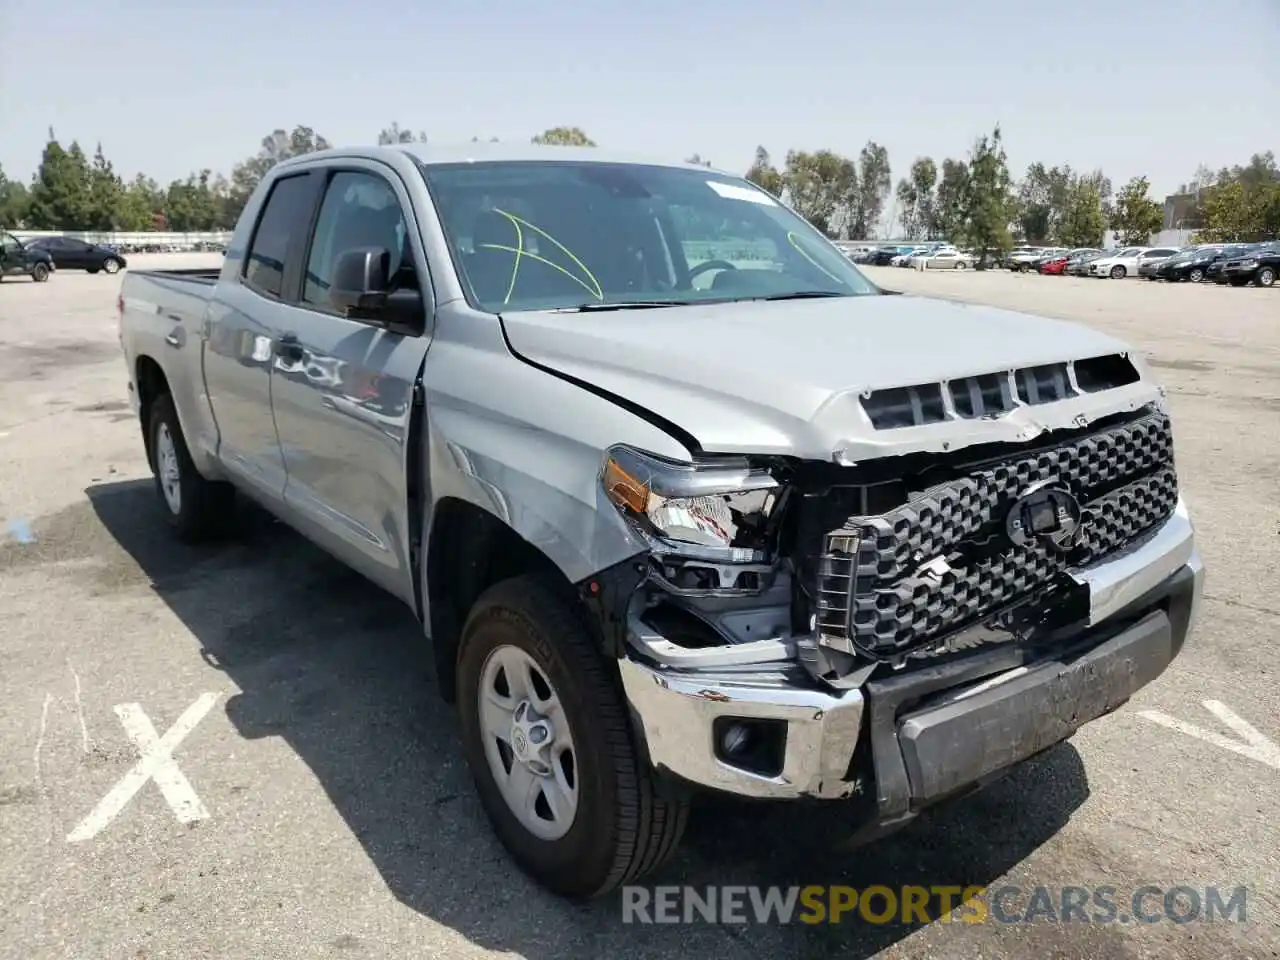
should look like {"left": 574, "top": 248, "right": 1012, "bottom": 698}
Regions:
{"left": 267, "top": 161, "right": 434, "bottom": 602}
{"left": 203, "top": 171, "right": 322, "bottom": 501}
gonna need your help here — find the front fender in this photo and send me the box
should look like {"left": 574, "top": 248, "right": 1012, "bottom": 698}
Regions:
{"left": 418, "top": 317, "right": 693, "bottom": 625}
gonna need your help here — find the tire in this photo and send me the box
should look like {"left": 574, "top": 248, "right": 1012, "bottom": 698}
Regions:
{"left": 31, "top": 262, "right": 50, "bottom": 282}
{"left": 147, "top": 392, "right": 234, "bottom": 542}
{"left": 103, "top": 257, "right": 122, "bottom": 275}
{"left": 1189, "top": 268, "right": 1204, "bottom": 283}
{"left": 456, "top": 575, "right": 689, "bottom": 899}
{"left": 955, "top": 261, "right": 967, "bottom": 271}
{"left": 1019, "top": 263, "right": 1030, "bottom": 273}
{"left": 1258, "top": 267, "right": 1275, "bottom": 288}
{"left": 1109, "top": 265, "right": 1126, "bottom": 279}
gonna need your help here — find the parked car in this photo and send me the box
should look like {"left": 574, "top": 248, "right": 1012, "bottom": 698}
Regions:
{"left": 0, "top": 231, "right": 54, "bottom": 282}
{"left": 1038, "top": 255, "right": 1071, "bottom": 275}
{"left": 1089, "top": 247, "right": 1179, "bottom": 279}
{"left": 916, "top": 249, "right": 973, "bottom": 270}
{"left": 1066, "top": 250, "right": 1108, "bottom": 276}
{"left": 1138, "top": 247, "right": 1189, "bottom": 279}
{"left": 118, "top": 143, "right": 1203, "bottom": 899}
{"left": 1008, "top": 248, "right": 1050, "bottom": 272}
{"left": 865, "top": 247, "right": 901, "bottom": 266}
{"left": 21, "top": 236, "right": 128, "bottom": 274}
{"left": 891, "top": 247, "right": 930, "bottom": 266}
{"left": 1157, "top": 244, "right": 1251, "bottom": 283}
{"left": 1222, "top": 243, "right": 1279, "bottom": 287}
{"left": 1203, "top": 241, "right": 1264, "bottom": 284}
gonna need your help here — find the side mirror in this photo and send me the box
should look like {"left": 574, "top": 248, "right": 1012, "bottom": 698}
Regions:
{"left": 329, "top": 246, "right": 425, "bottom": 335}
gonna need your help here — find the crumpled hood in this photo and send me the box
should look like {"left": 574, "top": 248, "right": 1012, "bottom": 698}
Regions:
{"left": 501, "top": 294, "right": 1157, "bottom": 461}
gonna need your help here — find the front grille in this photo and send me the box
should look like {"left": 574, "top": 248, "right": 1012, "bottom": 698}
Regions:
{"left": 815, "top": 409, "right": 1178, "bottom": 661}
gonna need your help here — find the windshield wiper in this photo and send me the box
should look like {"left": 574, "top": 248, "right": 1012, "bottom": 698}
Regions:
{"left": 569, "top": 300, "right": 695, "bottom": 312}
{"left": 758, "top": 290, "right": 848, "bottom": 301}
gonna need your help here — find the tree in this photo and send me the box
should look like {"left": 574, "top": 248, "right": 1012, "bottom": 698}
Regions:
{"left": 850, "top": 141, "right": 890, "bottom": 240}
{"left": 744, "top": 146, "right": 784, "bottom": 197}
{"left": 930, "top": 158, "right": 967, "bottom": 242}
{"left": 780, "top": 150, "right": 858, "bottom": 237}
{"left": 26, "top": 131, "right": 93, "bottom": 230}
{"left": 226, "top": 126, "right": 331, "bottom": 224}
{"left": 1110, "top": 176, "right": 1163, "bottom": 245}
{"left": 1057, "top": 180, "right": 1107, "bottom": 248}
{"left": 87, "top": 143, "right": 125, "bottom": 231}
{"left": 955, "top": 126, "right": 1014, "bottom": 264}
{"left": 1016, "top": 162, "right": 1053, "bottom": 244}
{"left": 0, "top": 164, "right": 31, "bottom": 228}
{"left": 530, "top": 126, "right": 595, "bottom": 147}
{"left": 894, "top": 157, "right": 934, "bottom": 239}
{"left": 377, "top": 123, "right": 426, "bottom": 144}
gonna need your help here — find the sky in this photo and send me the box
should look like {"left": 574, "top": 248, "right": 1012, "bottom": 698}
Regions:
{"left": 1, "top": 0, "right": 1277, "bottom": 204}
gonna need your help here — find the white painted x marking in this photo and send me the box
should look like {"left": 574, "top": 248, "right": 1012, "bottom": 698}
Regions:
{"left": 67, "top": 692, "right": 220, "bottom": 842}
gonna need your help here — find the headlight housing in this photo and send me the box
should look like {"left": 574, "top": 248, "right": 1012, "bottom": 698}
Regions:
{"left": 1241, "top": 258, "right": 1258, "bottom": 269}
{"left": 601, "top": 445, "right": 783, "bottom": 564}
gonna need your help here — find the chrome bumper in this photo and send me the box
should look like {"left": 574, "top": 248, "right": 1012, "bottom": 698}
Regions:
{"left": 618, "top": 498, "right": 1203, "bottom": 801}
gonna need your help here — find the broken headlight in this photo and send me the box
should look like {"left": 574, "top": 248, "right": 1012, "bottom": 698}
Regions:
{"left": 601, "top": 445, "right": 783, "bottom": 570}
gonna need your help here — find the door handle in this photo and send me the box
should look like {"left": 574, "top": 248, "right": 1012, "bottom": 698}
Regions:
{"left": 274, "top": 332, "right": 304, "bottom": 360}
{"left": 164, "top": 332, "right": 181, "bottom": 348}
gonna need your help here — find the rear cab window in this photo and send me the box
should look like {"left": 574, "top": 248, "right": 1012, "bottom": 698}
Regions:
{"left": 243, "top": 173, "right": 318, "bottom": 299}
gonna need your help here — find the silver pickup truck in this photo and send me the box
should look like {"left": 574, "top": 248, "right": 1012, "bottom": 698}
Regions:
{"left": 118, "top": 144, "right": 1204, "bottom": 899}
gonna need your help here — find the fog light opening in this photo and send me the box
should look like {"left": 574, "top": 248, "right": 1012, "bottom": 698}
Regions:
{"left": 712, "top": 717, "right": 787, "bottom": 778}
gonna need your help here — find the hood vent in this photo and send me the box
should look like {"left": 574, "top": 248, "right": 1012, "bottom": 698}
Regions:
{"left": 860, "top": 353, "right": 1141, "bottom": 430}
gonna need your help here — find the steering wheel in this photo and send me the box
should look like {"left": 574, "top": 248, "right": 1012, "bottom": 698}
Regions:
{"left": 687, "top": 259, "right": 739, "bottom": 281}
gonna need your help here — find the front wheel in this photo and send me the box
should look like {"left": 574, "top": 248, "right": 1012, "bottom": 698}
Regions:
{"left": 457, "top": 576, "right": 689, "bottom": 898}
{"left": 148, "top": 393, "right": 234, "bottom": 542}
{"left": 955, "top": 261, "right": 967, "bottom": 271}
{"left": 31, "top": 262, "right": 50, "bottom": 282}
{"left": 1189, "top": 268, "right": 1204, "bottom": 283}
{"left": 1257, "top": 267, "right": 1275, "bottom": 287}
{"left": 103, "top": 257, "right": 122, "bottom": 275}
{"left": 1110, "top": 265, "right": 1126, "bottom": 279}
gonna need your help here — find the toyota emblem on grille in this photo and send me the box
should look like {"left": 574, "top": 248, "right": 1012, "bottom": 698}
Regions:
{"left": 1006, "top": 481, "right": 1083, "bottom": 552}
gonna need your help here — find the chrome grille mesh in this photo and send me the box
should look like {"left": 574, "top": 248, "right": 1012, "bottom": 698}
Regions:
{"left": 815, "top": 410, "right": 1178, "bottom": 659}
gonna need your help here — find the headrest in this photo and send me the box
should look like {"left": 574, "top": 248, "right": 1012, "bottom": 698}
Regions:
{"left": 472, "top": 210, "right": 516, "bottom": 252}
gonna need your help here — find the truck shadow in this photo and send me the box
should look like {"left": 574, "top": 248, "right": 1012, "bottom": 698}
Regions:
{"left": 86, "top": 478, "right": 1092, "bottom": 960}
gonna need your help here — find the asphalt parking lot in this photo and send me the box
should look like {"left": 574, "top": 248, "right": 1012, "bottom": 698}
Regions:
{"left": 1, "top": 257, "right": 1277, "bottom": 959}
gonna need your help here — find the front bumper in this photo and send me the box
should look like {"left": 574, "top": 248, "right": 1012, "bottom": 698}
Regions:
{"left": 619, "top": 501, "right": 1202, "bottom": 804}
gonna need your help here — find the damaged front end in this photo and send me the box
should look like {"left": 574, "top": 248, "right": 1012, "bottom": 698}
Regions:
{"left": 587, "top": 353, "right": 1200, "bottom": 806}
{"left": 601, "top": 402, "right": 1182, "bottom": 690}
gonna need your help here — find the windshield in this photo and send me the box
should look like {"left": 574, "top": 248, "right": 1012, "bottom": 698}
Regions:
{"left": 419, "top": 160, "right": 877, "bottom": 312}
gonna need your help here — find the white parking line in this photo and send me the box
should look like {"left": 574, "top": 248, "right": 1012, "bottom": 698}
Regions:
{"left": 66, "top": 692, "right": 220, "bottom": 842}
{"left": 1139, "top": 700, "right": 1280, "bottom": 771}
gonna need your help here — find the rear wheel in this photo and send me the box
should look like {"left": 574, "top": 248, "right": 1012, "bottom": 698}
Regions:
{"left": 31, "top": 263, "right": 50, "bottom": 282}
{"left": 955, "top": 261, "right": 967, "bottom": 271}
{"left": 1257, "top": 267, "right": 1275, "bottom": 287}
{"left": 1189, "top": 268, "right": 1204, "bottom": 282}
{"left": 148, "top": 393, "right": 234, "bottom": 542}
{"left": 1109, "top": 265, "right": 1126, "bottom": 279}
{"left": 457, "top": 576, "right": 689, "bottom": 898}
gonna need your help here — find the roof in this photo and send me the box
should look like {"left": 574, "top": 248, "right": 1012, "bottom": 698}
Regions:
{"left": 281, "top": 142, "right": 721, "bottom": 172}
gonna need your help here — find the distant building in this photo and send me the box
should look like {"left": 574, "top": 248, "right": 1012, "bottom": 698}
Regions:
{"left": 1162, "top": 192, "right": 1206, "bottom": 231}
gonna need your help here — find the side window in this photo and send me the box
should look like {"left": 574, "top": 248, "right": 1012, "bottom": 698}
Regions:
{"left": 244, "top": 174, "right": 315, "bottom": 300}
{"left": 302, "top": 171, "right": 407, "bottom": 311}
